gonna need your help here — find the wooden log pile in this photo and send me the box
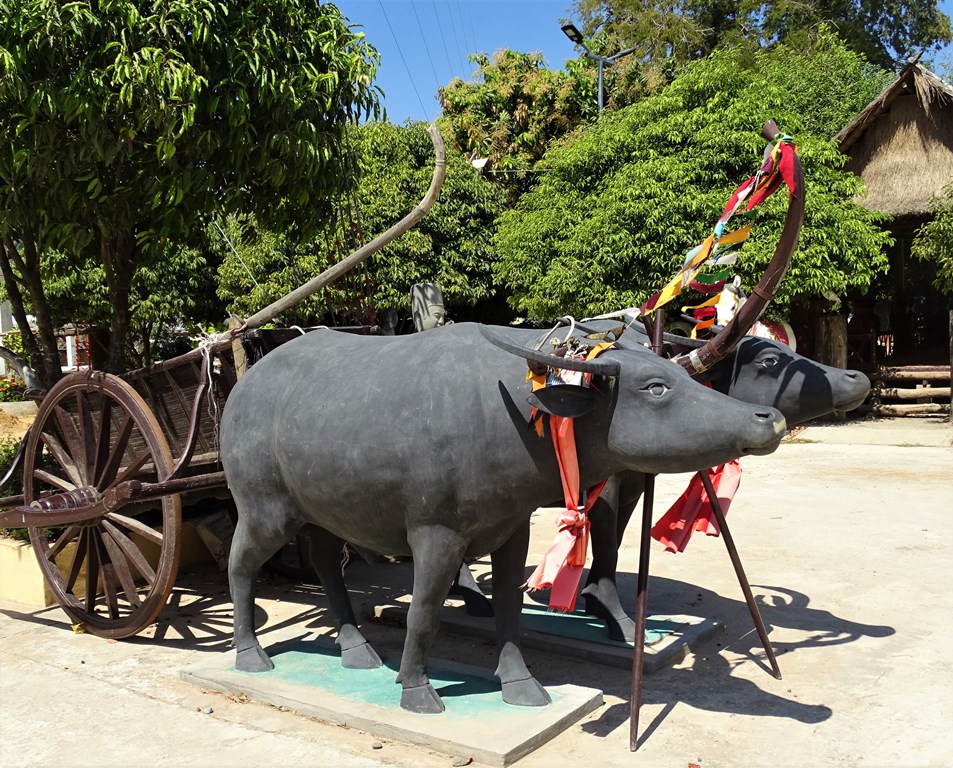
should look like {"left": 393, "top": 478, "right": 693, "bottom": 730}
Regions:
{"left": 869, "top": 365, "right": 952, "bottom": 417}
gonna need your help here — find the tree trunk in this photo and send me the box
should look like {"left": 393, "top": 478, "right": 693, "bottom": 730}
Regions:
{"left": 102, "top": 234, "right": 136, "bottom": 373}
{"left": 814, "top": 313, "right": 848, "bottom": 369}
{"left": 0, "top": 234, "right": 63, "bottom": 388}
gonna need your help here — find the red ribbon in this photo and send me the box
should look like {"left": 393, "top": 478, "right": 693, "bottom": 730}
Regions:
{"left": 651, "top": 460, "right": 742, "bottom": 553}
{"left": 525, "top": 415, "right": 607, "bottom": 611}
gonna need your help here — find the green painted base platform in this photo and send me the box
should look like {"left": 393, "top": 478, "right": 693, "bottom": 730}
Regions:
{"left": 372, "top": 601, "right": 721, "bottom": 673}
{"left": 180, "top": 633, "right": 602, "bottom": 766}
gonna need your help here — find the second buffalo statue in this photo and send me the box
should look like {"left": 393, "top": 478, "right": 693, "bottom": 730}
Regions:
{"left": 220, "top": 322, "right": 786, "bottom": 714}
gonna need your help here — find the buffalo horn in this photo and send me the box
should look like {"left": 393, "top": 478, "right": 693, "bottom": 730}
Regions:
{"left": 673, "top": 120, "right": 805, "bottom": 376}
{"left": 478, "top": 325, "right": 621, "bottom": 377}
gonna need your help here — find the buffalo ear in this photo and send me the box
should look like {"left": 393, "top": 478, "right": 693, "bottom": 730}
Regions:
{"left": 527, "top": 385, "right": 598, "bottom": 418}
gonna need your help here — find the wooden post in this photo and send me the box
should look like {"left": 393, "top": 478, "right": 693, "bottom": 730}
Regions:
{"left": 229, "top": 316, "right": 247, "bottom": 380}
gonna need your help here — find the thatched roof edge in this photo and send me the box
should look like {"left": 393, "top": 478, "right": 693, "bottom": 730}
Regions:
{"left": 835, "top": 63, "right": 953, "bottom": 152}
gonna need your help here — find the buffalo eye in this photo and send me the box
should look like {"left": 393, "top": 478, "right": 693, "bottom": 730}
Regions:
{"left": 758, "top": 355, "right": 779, "bottom": 369}
{"left": 642, "top": 381, "right": 670, "bottom": 397}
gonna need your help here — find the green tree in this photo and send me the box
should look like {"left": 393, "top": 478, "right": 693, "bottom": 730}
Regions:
{"left": 215, "top": 122, "right": 505, "bottom": 325}
{"left": 19, "top": 241, "right": 224, "bottom": 368}
{"left": 0, "top": 0, "right": 380, "bottom": 384}
{"left": 493, "top": 35, "right": 894, "bottom": 321}
{"left": 571, "top": 0, "right": 952, "bottom": 71}
{"left": 439, "top": 51, "right": 597, "bottom": 202}
{"left": 912, "top": 184, "right": 953, "bottom": 295}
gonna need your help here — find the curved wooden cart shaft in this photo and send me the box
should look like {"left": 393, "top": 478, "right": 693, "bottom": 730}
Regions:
{"left": 0, "top": 126, "right": 447, "bottom": 639}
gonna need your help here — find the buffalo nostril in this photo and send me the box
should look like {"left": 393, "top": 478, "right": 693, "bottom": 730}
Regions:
{"left": 755, "top": 411, "right": 775, "bottom": 420}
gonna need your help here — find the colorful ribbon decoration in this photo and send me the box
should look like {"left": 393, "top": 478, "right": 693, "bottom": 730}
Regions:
{"left": 524, "top": 339, "right": 614, "bottom": 611}
{"left": 524, "top": 416, "right": 608, "bottom": 611}
{"left": 640, "top": 134, "right": 799, "bottom": 317}
{"left": 650, "top": 460, "right": 742, "bottom": 553}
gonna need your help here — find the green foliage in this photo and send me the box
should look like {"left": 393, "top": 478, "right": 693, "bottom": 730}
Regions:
{"left": 493, "top": 36, "right": 894, "bottom": 321}
{"left": 0, "top": 376, "right": 25, "bottom": 402}
{"left": 216, "top": 122, "right": 506, "bottom": 324}
{"left": 0, "top": 0, "right": 381, "bottom": 373}
{"left": 0, "top": 434, "right": 22, "bottom": 494}
{"left": 440, "top": 51, "right": 595, "bottom": 164}
{"left": 0, "top": 435, "right": 26, "bottom": 540}
{"left": 911, "top": 184, "right": 953, "bottom": 295}
{"left": 1, "top": 0, "right": 381, "bottom": 253}
{"left": 437, "top": 50, "right": 669, "bottom": 192}
{"left": 1, "top": 331, "right": 25, "bottom": 358}
{"left": 571, "top": 0, "right": 953, "bottom": 70}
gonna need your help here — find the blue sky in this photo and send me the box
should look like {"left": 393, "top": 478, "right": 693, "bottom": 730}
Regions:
{"left": 336, "top": 1, "right": 576, "bottom": 123}
{"left": 336, "top": 0, "right": 953, "bottom": 125}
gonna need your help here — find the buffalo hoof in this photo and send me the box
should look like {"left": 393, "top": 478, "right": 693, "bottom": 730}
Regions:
{"left": 583, "top": 593, "right": 636, "bottom": 643}
{"left": 501, "top": 676, "right": 551, "bottom": 707}
{"left": 340, "top": 641, "right": 383, "bottom": 670}
{"left": 454, "top": 587, "right": 494, "bottom": 618}
{"left": 400, "top": 683, "right": 445, "bottom": 714}
{"left": 236, "top": 645, "right": 275, "bottom": 673}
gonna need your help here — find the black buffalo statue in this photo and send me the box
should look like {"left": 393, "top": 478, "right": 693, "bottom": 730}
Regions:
{"left": 454, "top": 322, "right": 869, "bottom": 642}
{"left": 220, "top": 323, "right": 786, "bottom": 713}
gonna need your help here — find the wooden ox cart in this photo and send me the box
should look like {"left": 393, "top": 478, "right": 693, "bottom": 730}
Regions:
{"left": 0, "top": 126, "right": 447, "bottom": 639}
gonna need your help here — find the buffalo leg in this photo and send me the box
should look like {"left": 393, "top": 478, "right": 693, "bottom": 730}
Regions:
{"left": 230, "top": 513, "right": 294, "bottom": 672}
{"left": 450, "top": 561, "right": 494, "bottom": 617}
{"left": 307, "top": 526, "right": 382, "bottom": 670}
{"left": 396, "top": 525, "right": 468, "bottom": 714}
{"left": 492, "top": 521, "right": 551, "bottom": 706}
{"left": 582, "top": 477, "right": 638, "bottom": 642}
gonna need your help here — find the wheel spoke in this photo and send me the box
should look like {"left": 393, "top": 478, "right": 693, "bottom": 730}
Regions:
{"left": 103, "top": 511, "right": 163, "bottom": 547}
{"left": 64, "top": 529, "right": 89, "bottom": 595}
{"left": 109, "top": 448, "right": 153, "bottom": 489}
{"left": 38, "top": 430, "right": 82, "bottom": 488}
{"left": 84, "top": 529, "right": 101, "bottom": 614}
{"left": 52, "top": 404, "right": 84, "bottom": 472}
{"left": 99, "top": 524, "right": 142, "bottom": 607}
{"left": 32, "top": 468, "right": 77, "bottom": 492}
{"left": 102, "top": 519, "right": 156, "bottom": 585}
{"left": 96, "top": 411, "right": 133, "bottom": 488}
{"left": 93, "top": 397, "right": 114, "bottom": 486}
{"left": 75, "top": 390, "right": 97, "bottom": 484}
{"left": 47, "top": 526, "right": 81, "bottom": 560}
{"left": 95, "top": 533, "right": 120, "bottom": 619}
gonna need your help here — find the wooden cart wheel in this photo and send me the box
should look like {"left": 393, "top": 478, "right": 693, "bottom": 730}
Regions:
{"left": 25, "top": 372, "right": 182, "bottom": 638}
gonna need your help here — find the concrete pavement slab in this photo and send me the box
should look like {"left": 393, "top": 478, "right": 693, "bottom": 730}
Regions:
{"left": 181, "top": 633, "right": 602, "bottom": 767}
{"left": 2, "top": 417, "right": 952, "bottom": 767}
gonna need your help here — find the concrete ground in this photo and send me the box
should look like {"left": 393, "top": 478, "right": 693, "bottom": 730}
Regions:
{"left": 1, "top": 415, "right": 951, "bottom": 768}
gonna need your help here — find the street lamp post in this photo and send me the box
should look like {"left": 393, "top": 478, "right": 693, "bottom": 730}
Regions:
{"left": 561, "top": 23, "right": 636, "bottom": 114}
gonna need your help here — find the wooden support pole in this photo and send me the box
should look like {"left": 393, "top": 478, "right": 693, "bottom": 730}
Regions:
{"left": 698, "top": 469, "right": 781, "bottom": 679}
{"left": 629, "top": 472, "right": 655, "bottom": 751}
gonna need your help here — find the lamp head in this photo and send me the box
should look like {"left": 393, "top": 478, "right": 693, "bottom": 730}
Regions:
{"left": 561, "top": 23, "right": 585, "bottom": 45}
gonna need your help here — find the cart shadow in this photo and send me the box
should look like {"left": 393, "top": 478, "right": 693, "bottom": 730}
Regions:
{"left": 1, "top": 553, "right": 896, "bottom": 737}
{"left": 128, "top": 559, "right": 417, "bottom": 653}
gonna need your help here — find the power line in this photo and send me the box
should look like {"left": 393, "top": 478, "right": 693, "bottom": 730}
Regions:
{"left": 431, "top": 0, "right": 455, "bottom": 77}
{"left": 461, "top": 0, "right": 479, "bottom": 58}
{"left": 442, "top": 0, "right": 469, "bottom": 76}
{"left": 411, "top": 1, "right": 442, "bottom": 97}
{"left": 377, "top": 0, "right": 432, "bottom": 120}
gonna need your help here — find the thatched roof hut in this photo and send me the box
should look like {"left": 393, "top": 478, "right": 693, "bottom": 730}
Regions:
{"left": 835, "top": 62, "right": 953, "bottom": 217}
{"left": 833, "top": 62, "right": 953, "bottom": 369}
